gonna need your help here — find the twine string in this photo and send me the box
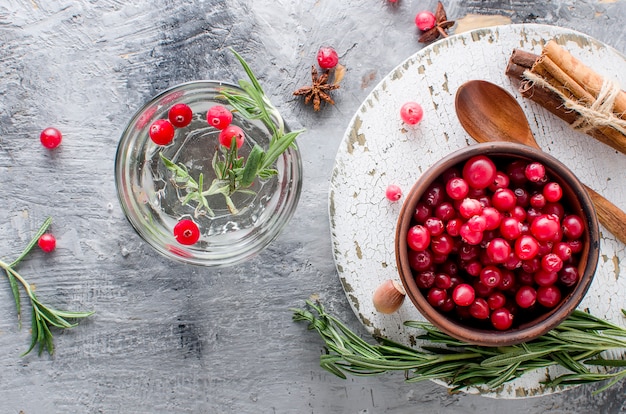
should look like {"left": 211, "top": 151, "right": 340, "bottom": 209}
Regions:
{"left": 523, "top": 70, "right": 626, "bottom": 136}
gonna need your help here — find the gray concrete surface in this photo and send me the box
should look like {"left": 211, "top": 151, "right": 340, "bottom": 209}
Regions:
{"left": 0, "top": 0, "right": 624, "bottom": 413}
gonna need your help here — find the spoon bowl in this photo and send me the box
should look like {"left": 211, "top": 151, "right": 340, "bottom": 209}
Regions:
{"left": 455, "top": 80, "right": 539, "bottom": 149}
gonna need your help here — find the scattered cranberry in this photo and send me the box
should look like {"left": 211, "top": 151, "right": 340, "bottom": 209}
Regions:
{"left": 400, "top": 102, "right": 424, "bottom": 125}
{"left": 218, "top": 125, "right": 245, "bottom": 149}
{"left": 168, "top": 103, "right": 193, "bottom": 128}
{"left": 173, "top": 219, "right": 200, "bottom": 245}
{"left": 385, "top": 184, "right": 403, "bottom": 201}
{"left": 415, "top": 10, "right": 436, "bottom": 31}
{"left": 206, "top": 105, "right": 233, "bottom": 130}
{"left": 40, "top": 127, "right": 63, "bottom": 149}
{"left": 149, "top": 119, "right": 175, "bottom": 145}
{"left": 317, "top": 46, "right": 339, "bottom": 69}
{"left": 38, "top": 233, "right": 56, "bottom": 252}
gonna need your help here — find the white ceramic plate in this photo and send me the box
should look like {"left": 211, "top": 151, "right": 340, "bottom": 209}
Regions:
{"left": 329, "top": 24, "right": 626, "bottom": 399}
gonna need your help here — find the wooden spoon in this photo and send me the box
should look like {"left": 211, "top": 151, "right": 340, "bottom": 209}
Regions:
{"left": 455, "top": 79, "right": 626, "bottom": 245}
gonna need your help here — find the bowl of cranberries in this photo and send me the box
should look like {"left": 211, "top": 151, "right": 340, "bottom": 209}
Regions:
{"left": 395, "top": 142, "right": 599, "bottom": 346}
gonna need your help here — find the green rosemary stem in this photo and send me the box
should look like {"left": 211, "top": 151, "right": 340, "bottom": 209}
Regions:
{"left": 293, "top": 299, "right": 626, "bottom": 394}
{"left": 2, "top": 217, "right": 93, "bottom": 356}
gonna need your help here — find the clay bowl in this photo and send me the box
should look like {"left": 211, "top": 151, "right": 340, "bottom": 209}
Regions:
{"left": 395, "top": 142, "right": 600, "bottom": 347}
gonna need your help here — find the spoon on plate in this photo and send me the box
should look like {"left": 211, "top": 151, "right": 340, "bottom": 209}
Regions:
{"left": 455, "top": 79, "right": 626, "bottom": 245}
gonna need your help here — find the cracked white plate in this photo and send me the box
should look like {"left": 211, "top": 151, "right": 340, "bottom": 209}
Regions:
{"left": 329, "top": 24, "right": 626, "bottom": 399}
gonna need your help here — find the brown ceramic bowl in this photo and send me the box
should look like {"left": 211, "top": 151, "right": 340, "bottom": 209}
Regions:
{"left": 395, "top": 142, "right": 599, "bottom": 346}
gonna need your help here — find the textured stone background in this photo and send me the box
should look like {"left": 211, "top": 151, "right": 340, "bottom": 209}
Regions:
{"left": 0, "top": 0, "right": 624, "bottom": 413}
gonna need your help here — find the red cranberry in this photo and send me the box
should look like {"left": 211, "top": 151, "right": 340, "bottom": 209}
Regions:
{"left": 537, "top": 285, "right": 561, "bottom": 308}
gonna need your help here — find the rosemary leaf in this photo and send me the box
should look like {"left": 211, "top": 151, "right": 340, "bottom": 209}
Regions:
{"left": 293, "top": 299, "right": 626, "bottom": 394}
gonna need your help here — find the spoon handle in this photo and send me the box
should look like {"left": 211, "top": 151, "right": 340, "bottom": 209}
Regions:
{"left": 584, "top": 185, "right": 626, "bottom": 245}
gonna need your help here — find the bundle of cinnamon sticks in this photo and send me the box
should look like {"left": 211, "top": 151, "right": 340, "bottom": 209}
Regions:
{"left": 505, "top": 40, "right": 626, "bottom": 154}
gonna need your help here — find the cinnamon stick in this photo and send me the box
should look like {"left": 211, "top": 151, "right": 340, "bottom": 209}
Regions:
{"left": 543, "top": 40, "right": 626, "bottom": 120}
{"left": 505, "top": 49, "right": 626, "bottom": 154}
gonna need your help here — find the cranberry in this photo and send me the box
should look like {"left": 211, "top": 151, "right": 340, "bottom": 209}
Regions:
{"left": 40, "top": 127, "right": 63, "bottom": 149}
{"left": 553, "top": 242, "right": 573, "bottom": 261}
{"left": 38, "top": 233, "right": 57, "bottom": 252}
{"left": 487, "top": 292, "right": 507, "bottom": 310}
{"left": 424, "top": 182, "right": 446, "bottom": 206}
{"left": 149, "top": 119, "right": 175, "bottom": 145}
{"left": 469, "top": 298, "right": 490, "bottom": 319}
{"left": 385, "top": 184, "right": 403, "bottom": 201}
{"left": 414, "top": 10, "right": 436, "bottom": 30}
{"left": 524, "top": 259, "right": 543, "bottom": 276}
{"left": 218, "top": 125, "right": 245, "bottom": 149}
{"left": 543, "top": 182, "right": 563, "bottom": 203}
{"left": 462, "top": 155, "right": 497, "bottom": 190}
{"left": 507, "top": 160, "right": 528, "bottom": 186}
{"left": 481, "top": 207, "right": 502, "bottom": 230}
{"left": 515, "top": 234, "right": 539, "bottom": 260}
{"left": 427, "top": 288, "right": 448, "bottom": 307}
{"left": 173, "top": 219, "right": 200, "bottom": 245}
{"left": 400, "top": 102, "right": 424, "bottom": 125}
{"left": 491, "top": 188, "right": 516, "bottom": 211}
{"left": 514, "top": 187, "right": 529, "bottom": 206}
{"left": 407, "top": 225, "right": 431, "bottom": 251}
{"left": 452, "top": 283, "right": 475, "bottom": 307}
{"left": 459, "top": 224, "right": 483, "bottom": 245}
{"left": 430, "top": 234, "right": 454, "bottom": 255}
{"left": 534, "top": 269, "right": 558, "bottom": 287}
{"left": 206, "top": 105, "right": 233, "bottom": 130}
{"left": 489, "top": 171, "right": 510, "bottom": 191}
{"left": 491, "top": 308, "right": 514, "bottom": 330}
{"left": 530, "top": 214, "right": 560, "bottom": 242}
{"left": 480, "top": 265, "right": 502, "bottom": 288}
{"left": 558, "top": 265, "right": 579, "bottom": 287}
{"left": 562, "top": 215, "right": 584, "bottom": 239}
{"left": 543, "top": 202, "right": 565, "bottom": 219}
{"left": 435, "top": 202, "right": 456, "bottom": 221}
{"left": 416, "top": 271, "right": 436, "bottom": 289}
{"left": 486, "top": 238, "right": 511, "bottom": 264}
{"left": 446, "top": 218, "right": 463, "bottom": 237}
{"left": 413, "top": 202, "right": 431, "bottom": 223}
{"left": 525, "top": 162, "right": 546, "bottom": 182}
{"left": 408, "top": 249, "right": 433, "bottom": 272}
{"left": 537, "top": 285, "right": 561, "bottom": 308}
{"left": 424, "top": 217, "right": 444, "bottom": 236}
{"left": 168, "top": 103, "right": 193, "bottom": 128}
{"left": 462, "top": 260, "right": 481, "bottom": 277}
{"left": 446, "top": 177, "right": 469, "bottom": 200}
{"left": 500, "top": 217, "right": 522, "bottom": 240}
{"left": 458, "top": 198, "right": 483, "bottom": 219}
{"left": 317, "top": 46, "right": 339, "bottom": 69}
{"left": 529, "top": 193, "right": 546, "bottom": 209}
{"left": 515, "top": 285, "right": 537, "bottom": 308}
{"left": 541, "top": 253, "right": 563, "bottom": 273}
{"left": 434, "top": 273, "right": 452, "bottom": 289}
{"left": 439, "top": 298, "right": 456, "bottom": 312}
{"left": 466, "top": 215, "right": 487, "bottom": 233}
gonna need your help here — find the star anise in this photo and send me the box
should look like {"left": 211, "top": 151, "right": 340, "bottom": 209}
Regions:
{"left": 419, "top": 1, "right": 455, "bottom": 43}
{"left": 293, "top": 65, "right": 340, "bottom": 111}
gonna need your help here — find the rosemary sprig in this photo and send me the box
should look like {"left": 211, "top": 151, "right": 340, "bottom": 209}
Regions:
{"left": 293, "top": 300, "right": 626, "bottom": 394}
{"left": 161, "top": 48, "right": 305, "bottom": 216}
{"left": 1, "top": 217, "right": 93, "bottom": 356}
